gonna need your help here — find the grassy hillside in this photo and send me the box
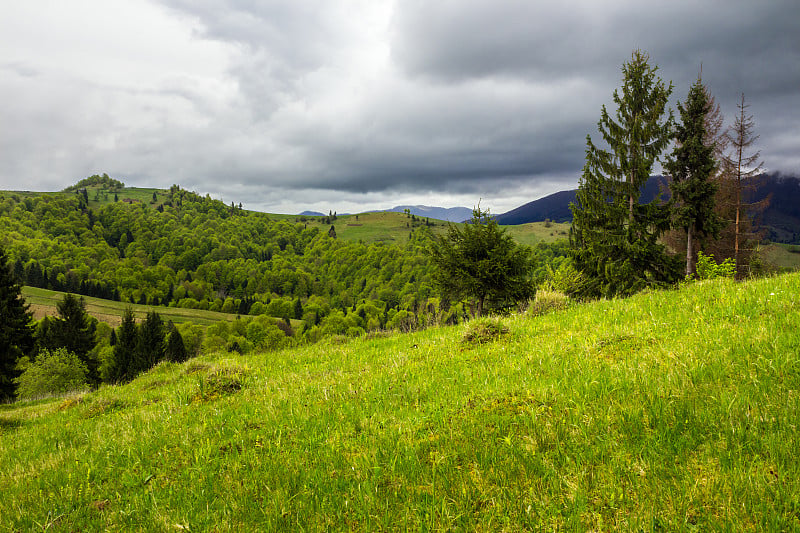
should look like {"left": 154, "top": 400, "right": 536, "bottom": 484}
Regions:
{"left": 20, "top": 286, "right": 241, "bottom": 327}
{"left": 4, "top": 185, "right": 167, "bottom": 208}
{"left": 241, "top": 211, "right": 569, "bottom": 246}
{"left": 2, "top": 273, "right": 799, "bottom": 530}
{"left": 762, "top": 243, "right": 800, "bottom": 270}
{"left": 504, "top": 220, "right": 571, "bottom": 245}
{"left": 274, "top": 211, "right": 446, "bottom": 245}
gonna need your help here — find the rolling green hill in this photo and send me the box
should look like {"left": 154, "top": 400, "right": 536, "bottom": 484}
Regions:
{"left": 2, "top": 273, "right": 798, "bottom": 530}
{"left": 266, "top": 211, "right": 570, "bottom": 246}
{"left": 1, "top": 182, "right": 575, "bottom": 338}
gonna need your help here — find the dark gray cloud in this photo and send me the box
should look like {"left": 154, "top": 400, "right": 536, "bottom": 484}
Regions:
{"left": 1, "top": 0, "right": 798, "bottom": 213}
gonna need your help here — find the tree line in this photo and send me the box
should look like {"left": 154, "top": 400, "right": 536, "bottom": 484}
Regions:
{"left": 569, "top": 50, "right": 765, "bottom": 298}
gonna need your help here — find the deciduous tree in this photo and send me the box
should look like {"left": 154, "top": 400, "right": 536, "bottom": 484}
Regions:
{"left": 14, "top": 348, "right": 88, "bottom": 399}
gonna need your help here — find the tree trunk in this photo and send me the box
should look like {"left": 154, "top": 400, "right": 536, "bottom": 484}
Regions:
{"left": 686, "top": 225, "right": 693, "bottom": 277}
{"left": 629, "top": 170, "right": 635, "bottom": 225}
{"left": 734, "top": 197, "right": 741, "bottom": 278}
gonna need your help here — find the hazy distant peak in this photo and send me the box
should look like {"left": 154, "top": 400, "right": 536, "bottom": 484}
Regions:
{"left": 388, "top": 205, "right": 473, "bottom": 222}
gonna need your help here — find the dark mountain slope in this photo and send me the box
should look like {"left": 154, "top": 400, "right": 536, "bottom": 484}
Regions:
{"left": 496, "top": 174, "right": 800, "bottom": 244}
{"left": 495, "top": 176, "right": 670, "bottom": 225}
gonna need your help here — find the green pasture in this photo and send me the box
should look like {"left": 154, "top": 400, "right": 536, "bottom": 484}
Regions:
{"left": 283, "top": 211, "right": 571, "bottom": 247}
{"left": 762, "top": 243, "right": 800, "bottom": 270}
{"left": 2, "top": 273, "right": 798, "bottom": 530}
{"left": 21, "top": 286, "right": 240, "bottom": 327}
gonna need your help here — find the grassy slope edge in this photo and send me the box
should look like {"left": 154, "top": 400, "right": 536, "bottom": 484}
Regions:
{"left": 21, "top": 286, "right": 242, "bottom": 327}
{"left": 1, "top": 273, "right": 799, "bottom": 530}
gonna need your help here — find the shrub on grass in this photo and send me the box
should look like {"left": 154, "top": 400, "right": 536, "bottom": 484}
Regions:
{"left": 192, "top": 367, "right": 246, "bottom": 403}
{"left": 540, "top": 261, "right": 591, "bottom": 298}
{"left": 15, "top": 348, "right": 89, "bottom": 399}
{"left": 527, "top": 289, "right": 570, "bottom": 317}
{"left": 462, "top": 317, "right": 509, "bottom": 345}
{"left": 695, "top": 251, "right": 736, "bottom": 280}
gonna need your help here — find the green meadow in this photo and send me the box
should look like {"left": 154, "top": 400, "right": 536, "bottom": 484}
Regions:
{"left": 270, "top": 211, "right": 571, "bottom": 247}
{"left": 20, "top": 286, "right": 241, "bottom": 328}
{"left": 2, "top": 273, "right": 799, "bottom": 530}
{"left": 763, "top": 243, "right": 800, "bottom": 271}
{"left": 5, "top": 185, "right": 167, "bottom": 208}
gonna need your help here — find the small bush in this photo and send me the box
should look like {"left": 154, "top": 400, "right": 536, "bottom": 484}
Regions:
{"left": 58, "top": 394, "right": 86, "bottom": 411}
{"left": 15, "top": 349, "right": 89, "bottom": 400}
{"left": 540, "top": 261, "right": 591, "bottom": 298}
{"left": 462, "top": 317, "right": 509, "bottom": 345}
{"left": 695, "top": 251, "right": 736, "bottom": 280}
{"left": 82, "top": 398, "right": 126, "bottom": 418}
{"left": 747, "top": 246, "right": 779, "bottom": 278}
{"left": 192, "top": 367, "right": 246, "bottom": 403}
{"left": 528, "top": 289, "right": 570, "bottom": 317}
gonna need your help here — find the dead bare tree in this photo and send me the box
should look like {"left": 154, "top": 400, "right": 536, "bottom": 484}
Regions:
{"left": 722, "top": 94, "right": 765, "bottom": 278}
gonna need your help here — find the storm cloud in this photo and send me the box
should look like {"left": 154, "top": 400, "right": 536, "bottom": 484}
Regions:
{"left": 1, "top": 0, "right": 798, "bottom": 214}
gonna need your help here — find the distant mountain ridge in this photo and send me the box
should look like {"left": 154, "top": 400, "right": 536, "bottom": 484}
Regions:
{"left": 494, "top": 177, "right": 669, "bottom": 225}
{"left": 495, "top": 173, "right": 800, "bottom": 244}
{"left": 386, "top": 205, "right": 474, "bottom": 223}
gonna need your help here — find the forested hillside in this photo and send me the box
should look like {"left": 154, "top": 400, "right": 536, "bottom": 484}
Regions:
{"left": 0, "top": 178, "right": 568, "bottom": 338}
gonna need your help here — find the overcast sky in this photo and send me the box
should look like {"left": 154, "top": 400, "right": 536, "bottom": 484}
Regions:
{"left": 1, "top": 1, "right": 798, "bottom": 214}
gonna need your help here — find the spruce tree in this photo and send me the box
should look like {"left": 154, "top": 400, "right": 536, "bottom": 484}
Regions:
{"left": 134, "top": 310, "right": 165, "bottom": 374}
{"left": 430, "top": 206, "right": 533, "bottom": 317}
{"left": 109, "top": 308, "right": 137, "bottom": 383}
{"left": 165, "top": 326, "right": 189, "bottom": 363}
{"left": 666, "top": 77, "right": 723, "bottom": 276}
{"left": 570, "top": 50, "right": 679, "bottom": 297}
{"left": 40, "top": 293, "right": 98, "bottom": 383}
{"left": 0, "top": 246, "right": 35, "bottom": 399}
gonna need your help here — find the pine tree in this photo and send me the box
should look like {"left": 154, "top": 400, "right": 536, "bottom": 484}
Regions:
{"left": 40, "top": 293, "right": 98, "bottom": 383}
{"left": 0, "top": 246, "right": 35, "bottom": 399}
{"left": 666, "top": 77, "right": 723, "bottom": 276}
{"left": 570, "top": 50, "right": 678, "bottom": 297}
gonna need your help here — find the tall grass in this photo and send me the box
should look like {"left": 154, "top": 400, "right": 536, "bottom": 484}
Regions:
{"left": 1, "top": 273, "right": 798, "bottom": 530}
